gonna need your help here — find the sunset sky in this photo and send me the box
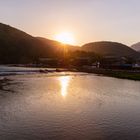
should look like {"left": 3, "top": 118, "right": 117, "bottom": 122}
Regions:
{"left": 0, "top": 0, "right": 140, "bottom": 46}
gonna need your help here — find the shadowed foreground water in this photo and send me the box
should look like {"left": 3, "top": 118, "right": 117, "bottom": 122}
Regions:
{"left": 0, "top": 72, "right": 140, "bottom": 140}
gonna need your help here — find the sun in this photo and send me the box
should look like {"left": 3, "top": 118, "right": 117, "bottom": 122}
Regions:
{"left": 54, "top": 32, "right": 75, "bottom": 45}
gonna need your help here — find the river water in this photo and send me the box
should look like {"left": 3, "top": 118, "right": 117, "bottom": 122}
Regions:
{"left": 0, "top": 66, "right": 140, "bottom": 140}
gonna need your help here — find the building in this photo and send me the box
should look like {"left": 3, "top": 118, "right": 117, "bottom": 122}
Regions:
{"left": 100, "top": 56, "right": 132, "bottom": 69}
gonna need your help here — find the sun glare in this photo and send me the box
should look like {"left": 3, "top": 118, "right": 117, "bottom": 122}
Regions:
{"left": 54, "top": 32, "right": 75, "bottom": 45}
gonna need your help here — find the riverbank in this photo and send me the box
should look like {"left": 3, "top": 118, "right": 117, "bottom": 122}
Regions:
{"left": 76, "top": 68, "right": 140, "bottom": 81}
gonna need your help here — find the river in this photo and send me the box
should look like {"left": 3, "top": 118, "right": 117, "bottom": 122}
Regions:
{"left": 0, "top": 66, "right": 140, "bottom": 140}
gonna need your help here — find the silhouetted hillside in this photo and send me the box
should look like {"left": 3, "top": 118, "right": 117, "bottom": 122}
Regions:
{"left": 0, "top": 23, "right": 78, "bottom": 64}
{"left": 0, "top": 23, "right": 45, "bottom": 63}
{"left": 0, "top": 23, "right": 139, "bottom": 65}
{"left": 82, "top": 41, "right": 139, "bottom": 58}
{"left": 131, "top": 42, "right": 140, "bottom": 52}
{"left": 36, "top": 37, "right": 80, "bottom": 52}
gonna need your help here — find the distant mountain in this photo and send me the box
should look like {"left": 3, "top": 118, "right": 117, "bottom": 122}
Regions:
{"left": 0, "top": 23, "right": 78, "bottom": 64}
{"left": 131, "top": 42, "right": 140, "bottom": 52}
{"left": 82, "top": 41, "right": 139, "bottom": 58}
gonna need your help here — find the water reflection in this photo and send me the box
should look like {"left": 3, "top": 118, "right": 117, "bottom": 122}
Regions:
{"left": 59, "top": 76, "right": 71, "bottom": 97}
{"left": 1, "top": 72, "right": 140, "bottom": 140}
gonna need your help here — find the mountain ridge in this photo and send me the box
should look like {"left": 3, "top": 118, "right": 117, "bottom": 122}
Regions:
{"left": 0, "top": 23, "right": 139, "bottom": 64}
{"left": 82, "top": 41, "right": 139, "bottom": 58}
{"left": 131, "top": 42, "right": 140, "bottom": 52}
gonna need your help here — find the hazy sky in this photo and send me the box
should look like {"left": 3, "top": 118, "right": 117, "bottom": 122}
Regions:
{"left": 0, "top": 0, "right": 140, "bottom": 46}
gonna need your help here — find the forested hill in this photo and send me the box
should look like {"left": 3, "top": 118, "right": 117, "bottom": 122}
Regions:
{"left": 0, "top": 23, "right": 78, "bottom": 63}
{"left": 0, "top": 23, "right": 139, "bottom": 64}
{"left": 82, "top": 41, "right": 139, "bottom": 58}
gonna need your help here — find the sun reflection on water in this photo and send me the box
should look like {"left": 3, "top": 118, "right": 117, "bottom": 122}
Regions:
{"left": 59, "top": 76, "right": 71, "bottom": 97}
